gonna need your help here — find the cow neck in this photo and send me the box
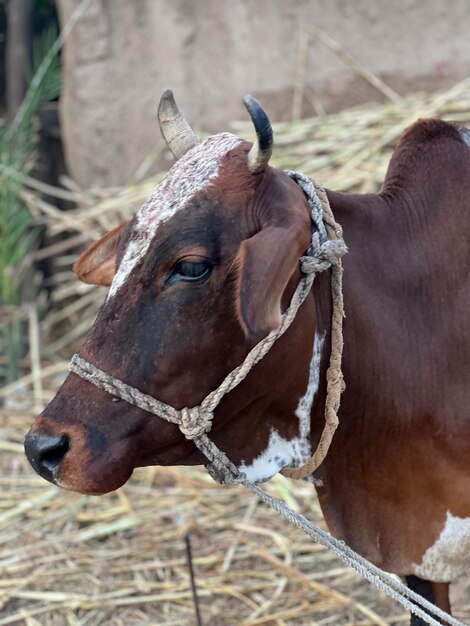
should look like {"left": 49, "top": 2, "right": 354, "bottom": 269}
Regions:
{"left": 69, "top": 171, "right": 347, "bottom": 484}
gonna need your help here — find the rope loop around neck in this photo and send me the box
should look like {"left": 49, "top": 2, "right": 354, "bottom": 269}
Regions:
{"left": 280, "top": 175, "right": 346, "bottom": 479}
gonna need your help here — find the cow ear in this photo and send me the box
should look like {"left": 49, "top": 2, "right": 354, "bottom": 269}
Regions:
{"left": 73, "top": 223, "right": 127, "bottom": 286}
{"left": 235, "top": 219, "right": 309, "bottom": 341}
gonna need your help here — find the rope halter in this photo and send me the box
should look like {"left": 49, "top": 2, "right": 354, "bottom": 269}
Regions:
{"left": 67, "top": 173, "right": 468, "bottom": 626}
{"left": 179, "top": 407, "right": 214, "bottom": 440}
{"left": 69, "top": 171, "right": 347, "bottom": 484}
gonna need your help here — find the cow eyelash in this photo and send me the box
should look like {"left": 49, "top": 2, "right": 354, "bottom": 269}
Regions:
{"left": 165, "top": 258, "right": 213, "bottom": 287}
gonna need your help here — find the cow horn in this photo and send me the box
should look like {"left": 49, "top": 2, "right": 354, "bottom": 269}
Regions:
{"left": 243, "top": 95, "right": 273, "bottom": 174}
{"left": 158, "top": 89, "right": 199, "bottom": 160}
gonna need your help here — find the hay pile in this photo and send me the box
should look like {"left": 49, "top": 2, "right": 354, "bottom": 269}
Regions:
{"left": 20, "top": 78, "right": 470, "bottom": 360}
{"left": 1, "top": 398, "right": 469, "bottom": 625}
{"left": 2, "top": 82, "right": 470, "bottom": 624}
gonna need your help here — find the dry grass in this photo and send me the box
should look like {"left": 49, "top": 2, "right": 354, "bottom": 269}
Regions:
{"left": 1, "top": 394, "right": 469, "bottom": 625}
{"left": 18, "top": 78, "right": 470, "bottom": 360}
{"left": 2, "top": 81, "right": 470, "bottom": 624}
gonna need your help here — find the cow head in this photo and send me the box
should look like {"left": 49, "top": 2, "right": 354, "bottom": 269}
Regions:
{"left": 24, "top": 92, "right": 321, "bottom": 495}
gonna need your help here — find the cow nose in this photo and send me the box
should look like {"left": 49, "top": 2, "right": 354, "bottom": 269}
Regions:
{"left": 24, "top": 431, "right": 70, "bottom": 483}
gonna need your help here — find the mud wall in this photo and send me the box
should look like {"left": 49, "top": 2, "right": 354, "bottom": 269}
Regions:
{"left": 57, "top": 0, "right": 470, "bottom": 187}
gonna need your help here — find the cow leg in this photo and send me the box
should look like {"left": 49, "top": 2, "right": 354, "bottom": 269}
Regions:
{"left": 405, "top": 575, "right": 451, "bottom": 625}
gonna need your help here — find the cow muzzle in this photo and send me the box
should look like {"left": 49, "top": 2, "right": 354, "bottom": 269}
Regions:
{"left": 24, "top": 415, "right": 140, "bottom": 495}
{"left": 24, "top": 430, "right": 70, "bottom": 484}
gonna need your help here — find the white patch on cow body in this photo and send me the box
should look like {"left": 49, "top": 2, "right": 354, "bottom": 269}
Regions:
{"left": 411, "top": 512, "right": 470, "bottom": 582}
{"left": 460, "top": 127, "right": 470, "bottom": 148}
{"left": 108, "top": 133, "right": 243, "bottom": 298}
{"left": 239, "top": 332, "right": 325, "bottom": 483}
{"left": 295, "top": 332, "right": 325, "bottom": 438}
{"left": 240, "top": 430, "right": 311, "bottom": 483}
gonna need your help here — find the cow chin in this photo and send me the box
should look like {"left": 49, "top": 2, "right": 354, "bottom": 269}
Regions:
{"left": 57, "top": 444, "right": 136, "bottom": 495}
{"left": 57, "top": 467, "right": 134, "bottom": 496}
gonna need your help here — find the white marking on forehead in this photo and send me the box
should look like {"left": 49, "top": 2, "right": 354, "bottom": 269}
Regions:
{"left": 412, "top": 512, "right": 470, "bottom": 581}
{"left": 239, "top": 332, "right": 325, "bottom": 483}
{"left": 108, "top": 132, "right": 243, "bottom": 298}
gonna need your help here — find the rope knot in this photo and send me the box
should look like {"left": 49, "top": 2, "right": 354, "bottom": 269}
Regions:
{"left": 180, "top": 406, "right": 214, "bottom": 440}
{"left": 301, "top": 239, "right": 348, "bottom": 275}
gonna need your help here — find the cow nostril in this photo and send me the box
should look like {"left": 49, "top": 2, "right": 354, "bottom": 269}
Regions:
{"left": 39, "top": 435, "right": 70, "bottom": 472}
{"left": 24, "top": 432, "right": 70, "bottom": 483}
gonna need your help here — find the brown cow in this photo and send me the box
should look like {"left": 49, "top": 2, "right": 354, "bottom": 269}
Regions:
{"left": 24, "top": 92, "right": 470, "bottom": 624}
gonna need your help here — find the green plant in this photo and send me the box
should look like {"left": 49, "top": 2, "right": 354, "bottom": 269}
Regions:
{"left": 0, "top": 25, "right": 61, "bottom": 384}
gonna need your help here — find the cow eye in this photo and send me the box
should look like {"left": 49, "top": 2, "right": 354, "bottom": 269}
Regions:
{"left": 165, "top": 259, "right": 213, "bottom": 286}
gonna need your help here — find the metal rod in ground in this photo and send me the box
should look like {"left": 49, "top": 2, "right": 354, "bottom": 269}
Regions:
{"left": 185, "top": 533, "right": 203, "bottom": 626}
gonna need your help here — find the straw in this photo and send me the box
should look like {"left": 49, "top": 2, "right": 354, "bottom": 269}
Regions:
{"left": 0, "top": 397, "right": 468, "bottom": 625}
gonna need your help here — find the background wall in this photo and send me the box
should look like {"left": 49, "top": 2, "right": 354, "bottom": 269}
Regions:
{"left": 57, "top": 0, "right": 470, "bottom": 188}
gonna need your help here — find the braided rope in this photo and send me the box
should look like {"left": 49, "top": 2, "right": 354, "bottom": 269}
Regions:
{"left": 282, "top": 182, "right": 345, "bottom": 479}
{"left": 243, "top": 482, "right": 466, "bottom": 626}
{"left": 69, "top": 355, "right": 181, "bottom": 424}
